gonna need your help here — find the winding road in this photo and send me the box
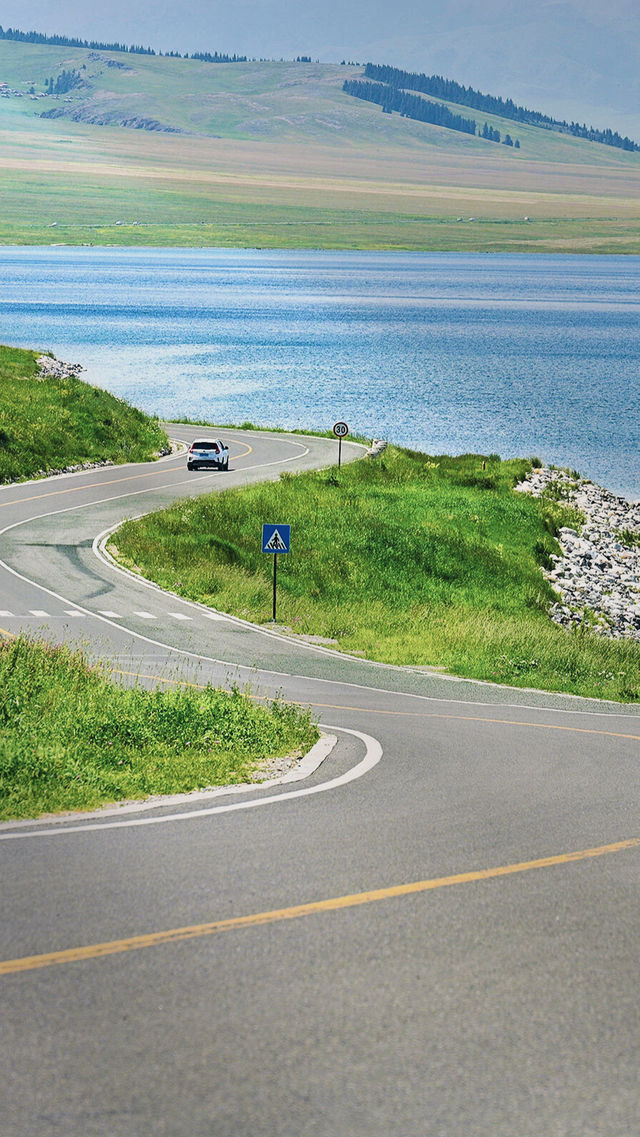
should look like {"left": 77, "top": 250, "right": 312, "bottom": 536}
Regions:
{"left": 2, "top": 428, "right": 640, "bottom": 1137}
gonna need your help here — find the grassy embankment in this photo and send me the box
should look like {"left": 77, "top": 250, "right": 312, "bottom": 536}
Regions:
{"left": 0, "top": 636, "right": 317, "bottom": 820}
{"left": 0, "top": 344, "right": 169, "bottom": 482}
{"left": 1, "top": 45, "right": 639, "bottom": 252}
{"left": 112, "top": 446, "right": 640, "bottom": 702}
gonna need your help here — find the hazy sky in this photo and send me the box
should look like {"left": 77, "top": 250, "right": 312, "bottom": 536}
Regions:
{"left": 2, "top": 0, "right": 639, "bottom": 134}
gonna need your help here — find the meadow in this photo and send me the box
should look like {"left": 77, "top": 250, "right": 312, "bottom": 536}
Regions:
{"left": 112, "top": 446, "right": 640, "bottom": 703}
{"left": 1, "top": 44, "right": 639, "bottom": 252}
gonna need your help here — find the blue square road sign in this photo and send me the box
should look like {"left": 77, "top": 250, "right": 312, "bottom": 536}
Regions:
{"left": 262, "top": 524, "right": 291, "bottom": 553}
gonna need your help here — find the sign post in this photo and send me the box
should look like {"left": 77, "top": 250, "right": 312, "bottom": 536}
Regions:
{"left": 333, "top": 421, "right": 349, "bottom": 469}
{"left": 262, "top": 524, "right": 291, "bottom": 621}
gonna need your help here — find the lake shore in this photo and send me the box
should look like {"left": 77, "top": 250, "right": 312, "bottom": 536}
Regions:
{"left": 516, "top": 467, "right": 640, "bottom": 642}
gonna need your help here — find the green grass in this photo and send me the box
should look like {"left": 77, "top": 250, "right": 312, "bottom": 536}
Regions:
{"left": 0, "top": 635, "right": 317, "bottom": 819}
{"left": 0, "top": 344, "right": 169, "bottom": 482}
{"left": 618, "top": 529, "right": 640, "bottom": 549}
{"left": 4, "top": 216, "right": 640, "bottom": 254}
{"left": 112, "top": 446, "right": 640, "bottom": 702}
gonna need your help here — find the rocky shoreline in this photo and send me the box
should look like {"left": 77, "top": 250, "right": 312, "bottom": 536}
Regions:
{"left": 35, "top": 354, "right": 86, "bottom": 379}
{"left": 516, "top": 467, "right": 640, "bottom": 642}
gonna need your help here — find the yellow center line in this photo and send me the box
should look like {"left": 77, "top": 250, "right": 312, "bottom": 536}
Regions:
{"left": 3, "top": 837, "right": 639, "bottom": 976}
{"left": 0, "top": 442, "right": 253, "bottom": 509}
{"left": 0, "top": 464, "right": 184, "bottom": 508}
{"left": 321, "top": 708, "right": 640, "bottom": 742}
{"left": 113, "top": 671, "right": 640, "bottom": 743}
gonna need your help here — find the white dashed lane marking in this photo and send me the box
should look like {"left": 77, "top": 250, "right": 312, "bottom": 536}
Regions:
{"left": 2, "top": 607, "right": 229, "bottom": 624}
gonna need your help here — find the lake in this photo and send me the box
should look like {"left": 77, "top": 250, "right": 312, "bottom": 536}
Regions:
{"left": 2, "top": 247, "right": 638, "bottom": 497}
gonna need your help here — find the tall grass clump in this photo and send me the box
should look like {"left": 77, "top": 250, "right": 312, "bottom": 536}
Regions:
{"left": 0, "top": 344, "right": 169, "bottom": 482}
{"left": 0, "top": 636, "right": 317, "bottom": 819}
{"left": 113, "top": 446, "right": 640, "bottom": 702}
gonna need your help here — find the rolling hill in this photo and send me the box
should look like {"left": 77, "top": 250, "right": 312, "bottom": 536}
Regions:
{"left": 1, "top": 37, "right": 639, "bottom": 251}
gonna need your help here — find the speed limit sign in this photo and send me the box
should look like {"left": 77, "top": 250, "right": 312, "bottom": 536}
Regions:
{"left": 333, "top": 421, "right": 349, "bottom": 469}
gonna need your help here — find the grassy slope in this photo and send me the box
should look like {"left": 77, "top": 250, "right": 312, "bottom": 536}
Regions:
{"left": 1, "top": 43, "right": 639, "bottom": 251}
{"left": 112, "top": 447, "right": 640, "bottom": 703}
{"left": 0, "top": 344, "right": 169, "bottom": 482}
{"left": 0, "top": 635, "right": 317, "bottom": 819}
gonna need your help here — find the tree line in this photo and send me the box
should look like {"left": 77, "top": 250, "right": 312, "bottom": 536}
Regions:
{"left": 343, "top": 79, "right": 521, "bottom": 146}
{"left": 343, "top": 79, "right": 477, "bottom": 136}
{"left": 0, "top": 25, "right": 156, "bottom": 55}
{"left": 0, "top": 25, "right": 247, "bottom": 63}
{"left": 190, "top": 51, "right": 248, "bottom": 63}
{"left": 363, "top": 63, "right": 639, "bottom": 153}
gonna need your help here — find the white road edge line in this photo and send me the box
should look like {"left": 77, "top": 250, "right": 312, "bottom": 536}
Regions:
{"left": 0, "top": 726, "right": 382, "bottom": 840}
{"left": 0, "top": 732, "right": 338, "bottom": 830}
{"left": 91, "top": 527, "right": 640, "bottom": 720}
{"left": 0, "top": 434, "right": 315, "bottom": 654}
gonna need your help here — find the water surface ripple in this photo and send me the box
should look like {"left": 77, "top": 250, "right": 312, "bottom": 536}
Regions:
{"left": 2, "top": 248, "right": 638, "bottom": 497}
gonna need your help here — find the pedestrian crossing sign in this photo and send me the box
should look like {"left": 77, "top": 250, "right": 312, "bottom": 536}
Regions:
{"left": 262, "top": 524, "right": 291, "bottom": 554}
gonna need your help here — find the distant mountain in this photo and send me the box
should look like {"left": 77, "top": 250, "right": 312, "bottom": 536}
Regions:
{"left": 0, "top": 29, "right": 638, "bottom": 255}
{"left": 2, "top": 9, "right": 639, "bottom": 147}
{"left": 319, "top": 0, "right": 640, "bottom": 141}
{"left": 1, "top": 0, "right": 637, "bottom": 138}
{"left": 349, "top": 63, "right": 638, "bottom": 152}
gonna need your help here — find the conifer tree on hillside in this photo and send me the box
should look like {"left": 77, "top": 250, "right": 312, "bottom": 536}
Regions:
{"left": 361, "top": 62, "right": 639, "bottom": 152}
{"left": 343, "top": 79, "right": 477, "bottom": 136}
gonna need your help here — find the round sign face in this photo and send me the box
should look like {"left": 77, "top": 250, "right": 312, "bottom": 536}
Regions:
{"left": 333, "top": 421, "right": 349, "bottom": 438}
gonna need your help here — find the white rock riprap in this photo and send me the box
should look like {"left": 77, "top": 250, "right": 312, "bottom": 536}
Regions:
{"left": 515, "top": 467, "right": 640, "bottom": 641}
{"left": 35, "top": 355, "right": 85, "bottom": 379}
{"left": 366, "top": 439, "right": 388, "bottom": 458}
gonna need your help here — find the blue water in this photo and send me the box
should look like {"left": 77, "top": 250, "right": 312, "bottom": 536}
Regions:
{"left": 1, "top": 247, "right": 639, "bottom": 497}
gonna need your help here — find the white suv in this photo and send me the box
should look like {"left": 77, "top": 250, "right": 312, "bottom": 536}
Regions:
{"left": 186, "top": 439, "right": 230, "bottom": 471}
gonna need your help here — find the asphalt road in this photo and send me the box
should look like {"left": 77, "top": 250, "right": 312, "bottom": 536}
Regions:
{"left": 2, "top": 428, "right": 640, "bottom": 1137}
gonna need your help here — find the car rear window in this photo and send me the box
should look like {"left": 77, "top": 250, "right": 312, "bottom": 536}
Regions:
{"left": 193, "top": 441, "right": 218, "bottom": 450}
